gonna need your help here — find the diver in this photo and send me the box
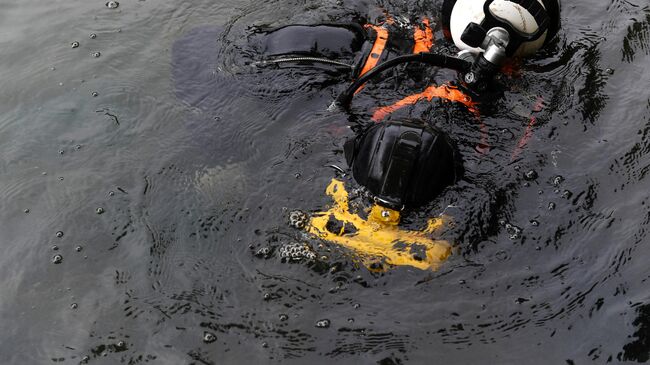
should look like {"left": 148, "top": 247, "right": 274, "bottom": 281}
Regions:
{"left": 249, "top": 0, "right": 561, "bottom": 210}
{"left": 171, "top": 0, "right": 562, "bottom": 270}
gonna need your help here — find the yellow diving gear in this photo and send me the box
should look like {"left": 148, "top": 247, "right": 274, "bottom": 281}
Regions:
{"left": 306, "top": 179, "right": 452, "bottom": 271}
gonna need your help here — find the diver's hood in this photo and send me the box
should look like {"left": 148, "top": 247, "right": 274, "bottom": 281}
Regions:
{"left": 344, "top": 119, "right": 463, "bottom": 209}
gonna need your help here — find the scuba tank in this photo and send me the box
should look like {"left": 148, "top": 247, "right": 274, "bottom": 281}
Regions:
{"left": 440, "top": 0, "right": 561, "bottom": 88}
{"left": 442, "top": 0, "right": 561, "bottom": 57}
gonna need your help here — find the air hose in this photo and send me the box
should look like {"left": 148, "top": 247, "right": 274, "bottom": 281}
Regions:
{"left": 336, "top": 52, "right": 472, "bottom": 110}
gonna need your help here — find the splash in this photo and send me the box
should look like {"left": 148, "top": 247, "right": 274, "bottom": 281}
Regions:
{"left": 306, "top": 179, "right": 452, "bottom": 271}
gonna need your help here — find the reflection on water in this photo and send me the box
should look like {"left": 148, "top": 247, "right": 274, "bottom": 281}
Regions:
{"left": 0, "top": 0, "right": 650, "bottom": 364}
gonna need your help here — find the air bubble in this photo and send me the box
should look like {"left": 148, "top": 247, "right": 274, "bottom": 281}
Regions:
{"left": 288, "top": 210, "right": 308, "bottom": 229}
{"left": 278, "top": 242, "right": 315, "bottom": 262}
{"left": 524, "top": 170, "right": 538, "bottom": 180}
{"left": 203, "top": 332, "right": 216, "bottom": 343}
{"left": 255, "top": 246, "right": 272, "bottom": 259}
{"left": 315, "top": 319, "right": 330, "bottom": 328}
{"left": 505, "top": 223, "right": 522, "bottom": 240}
{"left": 52, "top": 254, "right": 63, "bottom": 264}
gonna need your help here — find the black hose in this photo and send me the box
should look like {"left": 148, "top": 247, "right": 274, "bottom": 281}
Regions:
{"left": 336, "top": 52, "right": 472, "bottom": 110}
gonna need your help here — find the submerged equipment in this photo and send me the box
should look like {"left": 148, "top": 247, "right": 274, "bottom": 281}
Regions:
{"left": 306, "top": 179, "right": 452, "bottom": 271}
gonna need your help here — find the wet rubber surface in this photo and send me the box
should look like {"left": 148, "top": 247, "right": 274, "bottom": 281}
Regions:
{"left": 1, "top": 0, "right": 649, "bottom": 363}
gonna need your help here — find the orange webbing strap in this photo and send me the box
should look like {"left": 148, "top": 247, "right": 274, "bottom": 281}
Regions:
{"left": 371, "top": 84, "right": 490, "bottom": 153}
{"left": 358, "top": 25, "right": 389, "bottom": 77}
{"left": 511, "top": 96, "right": 545, "bottom": 160}
{"left": 412, "top": 18, "right": 434, "bottom": 54}
{"left": 371, "top": 84, "right": 479, "bottom": 122}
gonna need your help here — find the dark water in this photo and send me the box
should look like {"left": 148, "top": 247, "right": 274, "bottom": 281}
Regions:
{"left": 1, "top": 0, "right": 650, "bottom": 364}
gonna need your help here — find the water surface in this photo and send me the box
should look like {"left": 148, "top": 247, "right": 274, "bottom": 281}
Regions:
{"left": 1, "top": 0, "right": 650, "bottom": 363}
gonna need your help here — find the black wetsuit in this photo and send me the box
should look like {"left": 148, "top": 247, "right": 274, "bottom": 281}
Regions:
{"left": 247, "top": 19, "right": 437, "bottom": 80}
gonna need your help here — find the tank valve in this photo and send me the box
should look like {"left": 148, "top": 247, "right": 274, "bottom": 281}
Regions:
{"left": 461, "top": 27, "right": 510, "bottom": 88}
